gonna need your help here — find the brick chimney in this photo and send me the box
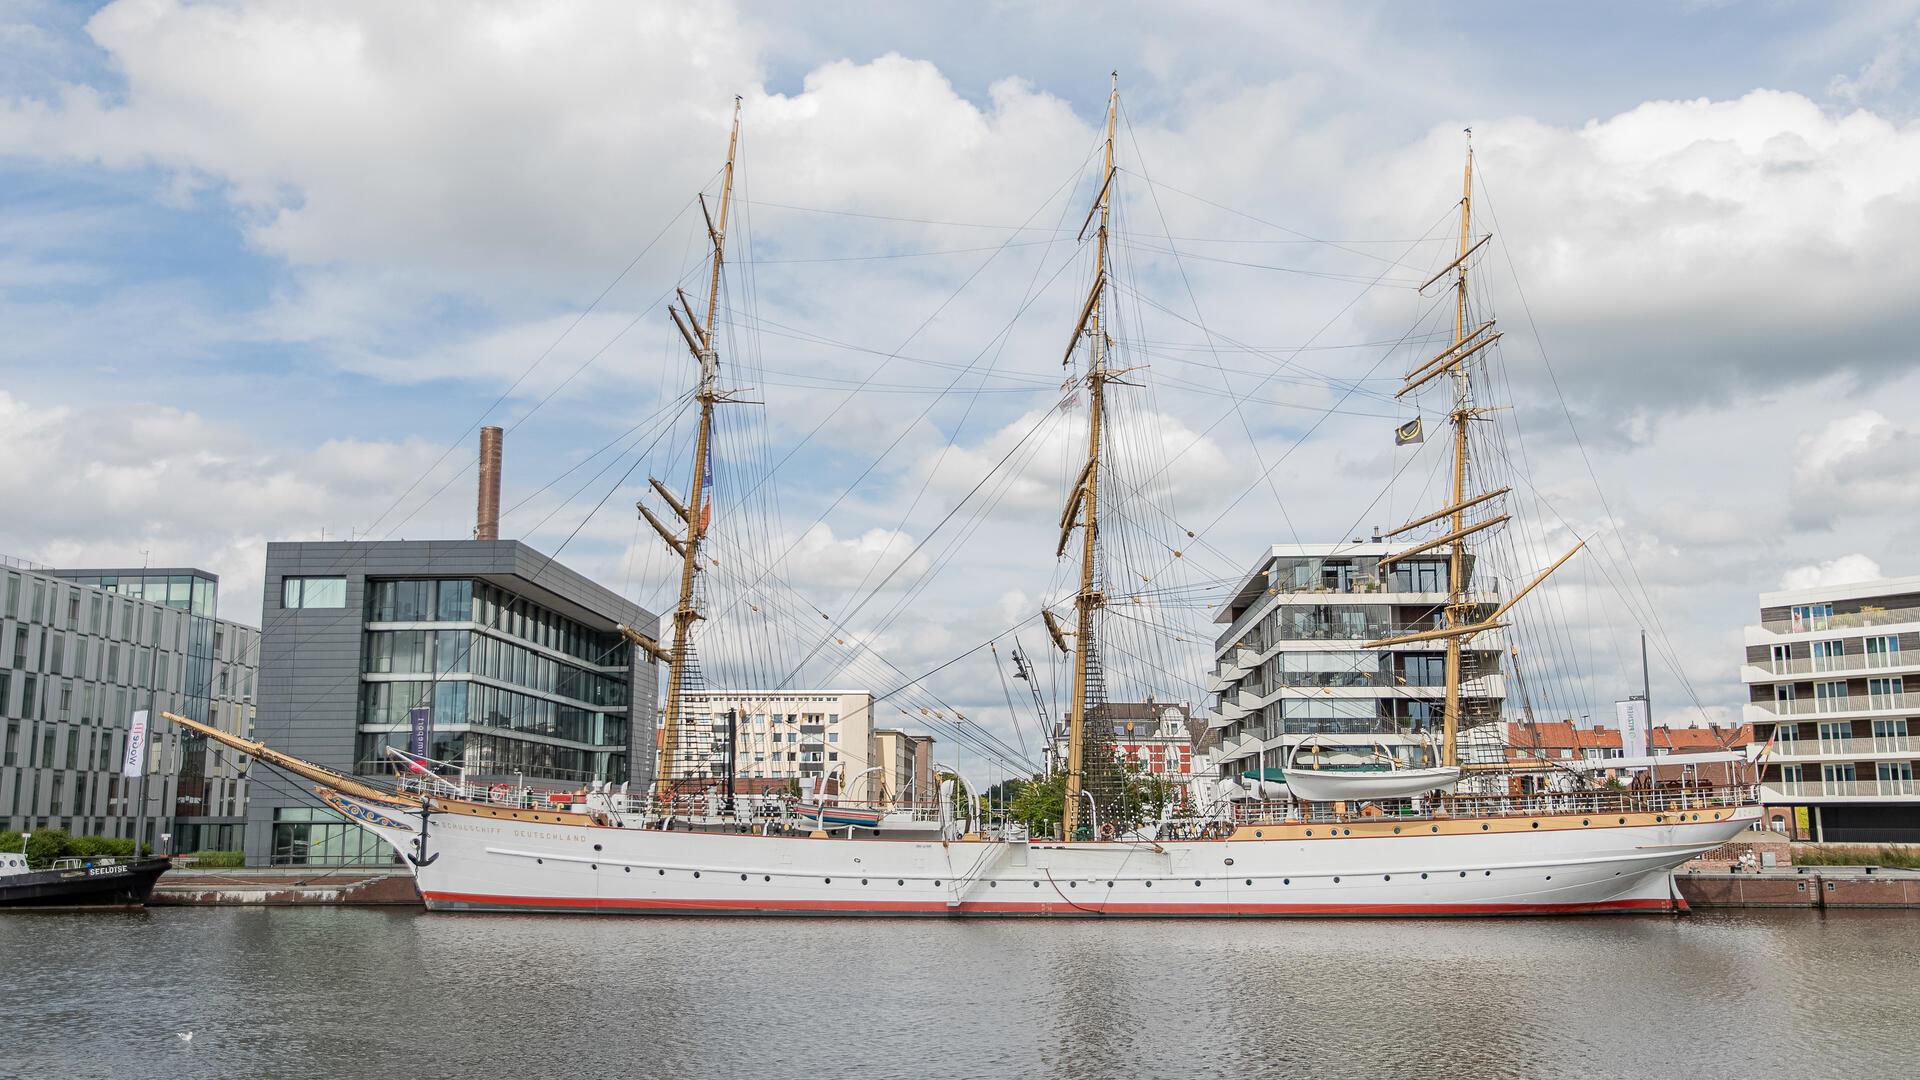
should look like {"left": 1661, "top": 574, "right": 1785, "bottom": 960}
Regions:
{"left": 476, "top": 426, "right": 502, "bottom": 540}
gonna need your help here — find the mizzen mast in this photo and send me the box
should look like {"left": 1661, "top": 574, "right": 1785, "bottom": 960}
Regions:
{"left": 1057, "top": 75, "right": 1120, "bottom": 840}
{"left": 650, "top": 98, "right": 742, "bottom": 797}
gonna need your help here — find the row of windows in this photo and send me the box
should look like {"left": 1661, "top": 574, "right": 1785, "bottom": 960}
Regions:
{"left": 352, "top": 730, "right": 624, "bottom": 785}
{"left": 359, "top": 680, "right": 627, "bottom": 747}
{"left": 362, "top": 629, "right": 626, "bottom": 707}
{"left": 4, "top": 573, "right": 205, "bottom": 648}
{"left": 361, "top": 579, "right": 630, "bottom": 668}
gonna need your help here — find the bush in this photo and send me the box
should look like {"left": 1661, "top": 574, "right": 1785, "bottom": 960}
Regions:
{"left": 1791, "top": 844, "right": 1920, "bottom": 870}
{"left": 2, "top": 830, "right": 147, "bottom": 869}
{"left": 182, "top": 850, "right": 245, "bottom": 868}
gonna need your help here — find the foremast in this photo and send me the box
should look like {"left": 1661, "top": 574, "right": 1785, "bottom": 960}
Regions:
{"left": 1057, "top": 75, "right": 1120, "bottom": 840}
{"left": 1366, "top": 133, "right": 1581, "bottom": 767}
{"left": 647, "top": 98, "right": 742, "bottom": 797}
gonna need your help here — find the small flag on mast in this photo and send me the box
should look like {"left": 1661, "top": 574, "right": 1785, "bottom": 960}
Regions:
{"left": 1394, "top": 417, "right": 1425, "bottom": 446}
{"left": 698, "top": 453, "right": 714, "bottom": 536}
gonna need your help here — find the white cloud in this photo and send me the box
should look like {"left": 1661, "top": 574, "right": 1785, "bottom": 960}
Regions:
{"left": 1779, "top": 553, "right": 1884, "bottom": 591}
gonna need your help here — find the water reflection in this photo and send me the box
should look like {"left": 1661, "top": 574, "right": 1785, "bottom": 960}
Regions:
{"left": 0, "top": 909, "right": 1913, "bottom": 1080}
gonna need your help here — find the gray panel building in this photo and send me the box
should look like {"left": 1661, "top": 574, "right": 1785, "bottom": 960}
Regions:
{"left": 245, "top": 540, "right": 658, "bottom": 864}
{"left": 1, "top": 557, "right": 258, "bottom": 852}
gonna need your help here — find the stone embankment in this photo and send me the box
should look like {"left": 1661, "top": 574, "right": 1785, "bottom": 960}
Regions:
{"left": 1677, "top": 831, "right": 1920, "bottom": 909}
{"left": 151, "top": 867, "right": 422, "bottom": 907}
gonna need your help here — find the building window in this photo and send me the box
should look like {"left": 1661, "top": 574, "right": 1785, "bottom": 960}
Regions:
{"left": 1867, "top": 677, "right": 1903, "bottom": 709}
{"left": 1865, "top": 634, "right": 1900, "bottom": 668}
{"left": 1877, "top": 761, "right": 1915, "bottom": 795}
{"left": 1813, "top": 681, "right": 1848, "bottom": 713}
{"left": 1790, "top": 604, "right": 1833, "bottom": 632}
{"left": 1872, "top": 718, "right": 1909, "bottom": 752}
{"left": 283, "top": 577, "right": 347, "bottom": 609}
{"left": 270, "top": 807, "right": 396, "bottom": 865}
{"left": 1810, "top": 639, "right": 1845, "bottom": 673}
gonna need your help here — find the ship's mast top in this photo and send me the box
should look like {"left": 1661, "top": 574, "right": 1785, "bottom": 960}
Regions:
{"left": 1059, "top": 74, "right": 1119, "bottom": 840}
{"left": 652, "top": 98, "right": 742, "bottom": 798}
{"left": 1365, "top": 130, "right": 1581, "bottom": 767}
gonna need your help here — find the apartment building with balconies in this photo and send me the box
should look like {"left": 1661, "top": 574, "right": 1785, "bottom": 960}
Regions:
{"left": 1196, "top": 542, "right": 1506, "bottom": 786}
{"left": 1742, "top": 574, "right": 1920, "bottom": 842}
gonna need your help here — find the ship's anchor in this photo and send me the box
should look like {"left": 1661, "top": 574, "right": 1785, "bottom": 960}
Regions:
{"left": 407, "top": 801, "right": 440, "bottom": 868}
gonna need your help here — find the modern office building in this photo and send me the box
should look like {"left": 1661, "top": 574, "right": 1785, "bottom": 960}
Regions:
{"left": 246, "top": 540, "right": 657, "bottom": 863}
{"left": 1742, "top": 574, "right": 1920, "bottom": 842}
{"left": 678, "top": 690, "right": 885, "bottom": 795}
{"left": 1198, "top": 542, "right": 1506, "bottom": 783}
{"left": 1, "top": 556, "right": 257, "bottom": 852}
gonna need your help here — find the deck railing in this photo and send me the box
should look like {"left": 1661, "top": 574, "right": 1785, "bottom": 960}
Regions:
{"left": 1226, "top": 784, "right": 1757, "bottom": 827}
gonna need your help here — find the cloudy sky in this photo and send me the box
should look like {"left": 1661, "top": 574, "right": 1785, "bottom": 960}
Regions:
{"left": 4, "top": 0, "right": 1919, "bottom": 774}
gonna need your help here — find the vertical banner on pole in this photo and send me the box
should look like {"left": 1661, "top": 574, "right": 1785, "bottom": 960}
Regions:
{"left": 1615, "top": 698, "right": 1649, "bottom": 760}
{"left": 123, "top": 710, "right": 150, "bottom": 778}
{"left": 407, "top": 706, "right": 431, "bottom": 760}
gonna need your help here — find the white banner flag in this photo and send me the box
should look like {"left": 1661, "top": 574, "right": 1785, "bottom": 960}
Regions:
{"left": 1615, "top": 698, "right": 1649, "bottom": 760}
{"left": 123, "top": 710, "right": 149, "bottom": 779}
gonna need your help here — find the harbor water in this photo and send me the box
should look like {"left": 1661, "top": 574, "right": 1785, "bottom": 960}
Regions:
{"left": 3, "top": 908, "right": 1915, "bottom": 1080}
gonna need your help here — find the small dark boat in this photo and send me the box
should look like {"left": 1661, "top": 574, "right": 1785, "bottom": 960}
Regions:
{"left": 0, "top": 847, "right": 171, "bottom": 909}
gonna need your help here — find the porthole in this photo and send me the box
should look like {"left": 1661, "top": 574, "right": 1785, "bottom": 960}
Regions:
{"left": 1195, "top": 880, "right": 1202, "bottom": 887}
{"left": 591, "top": 864, "right": 598, "bottom": 870}
{"left": 1431, "top": 826, "right": 1439, "bottom": 833}
{"left": 1033, "top": 881, "right": 1041, "bottom": 888}
{"left": 1393, "top": 826, "right": 1401, "bottom": 834}
{"left": 1420, "top": 873, "right": 1428, "bottom": 879}
{"left": 536, "top": 859, "right": 544, "bottom": 865}
{"left": 1484, "top": 871, "right": 1491, "bottom": 877}
{"left": 624, "top": 867, "right": 631, "bottom": 874}
{"left": 657, "top": 868, "right": 665, "bottom": 876}
{"left": 1146, "top": 881, "right": 1154, "bottom": 888}
{"left": 1343, "top": 829, "right": 1351, "bottom": 836}
{"left": 1656, "top": 815, "right": 1665, "bottom": 823}
{"left": 740, "top": 874, "right": 749, "bottom": 881}
{"left": 1108, "top": 881, "right": 1115, "bottom": 888}
{"left": 1224, "top": 858, "right": 1235, "bottom": 866}
{"left": 593, "top": 844, "right": 603, "bottom": 852}
{"left": 1459, "top": 871, "right": 1467, "bottom": 878}
{"left": 989, "top": 881, "right": 996, "bottom": 888}
{"left": 1530, "top": 822, "right": 1539, "bottom": 829}
{"left": 1333, "top": 877, "right": 1341, "bottom": 884}
{"left": 862, "top": 878, "right": 869, "bottom": 885}
{"left": 1582, "top": 819, "right": 1590, "bottom": 826}
{"left": 934, "top": 880, "right": 941, "bottom": 886}
{"left": 1481, "top": 824, "right": 1489, "bottom": 831}
{"left": 1383, "top": 875, "right": 1391, "bottom": 881}
{"left": 1306, "top": 829, "right": 1313, "bottom": 836}
{"left": 826, "top": 878, "right": 833, "bottom": 884}
{"left": 1255, "top": 830, "right": 1263, "bottom": 838}
{"left": 693, "top": 871, "right": 701, "bottom": 879}
{"left": 764, "top": 875, "right": 771, "bottom": 882}
{"left": 1545, "top": 876, "right": 1552, "bottom": 881}
{"left": 1069, "top": 881, "right": 1077, "bottom": 888}
{"left": 1619, "top": 817, "right": 1627, "bottom": 824}
{"left": 1245, "top": 879, "right": 1253, "bottom": 886}
{"left": 897, "top": 879, "right": 905, "bottom": 886}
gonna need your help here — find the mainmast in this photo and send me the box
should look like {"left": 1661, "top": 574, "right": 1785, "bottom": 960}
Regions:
{"left": 648, "top": 98, "right": 742, "bottom": 797}
{"left": 1367, "top": 132, "right": 1581, "bottom": 768}
{"left": 1439, "top": 134, "right": 1474, "bottom": 769}
{"left": 1058, "top": 75, "right": 1119, "bottom": 840}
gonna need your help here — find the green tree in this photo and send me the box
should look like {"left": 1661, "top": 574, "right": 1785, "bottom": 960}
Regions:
{"left": 1008, "top": 771, "right": 1067, "bottom": 835}
{"left": 23, "top": 827, "right": 72, "bottom": 869}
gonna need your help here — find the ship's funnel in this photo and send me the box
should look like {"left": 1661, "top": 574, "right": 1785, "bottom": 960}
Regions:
{"left": 477, "top": 426, "right": 503, "bottom": 540}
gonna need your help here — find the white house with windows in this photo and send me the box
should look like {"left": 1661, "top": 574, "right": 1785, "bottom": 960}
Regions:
{"left": 681, "top": 690, "right": 878, "bottom": 795}
{"left": 1742, "top": 574, "right": 1920, "bottom": 842}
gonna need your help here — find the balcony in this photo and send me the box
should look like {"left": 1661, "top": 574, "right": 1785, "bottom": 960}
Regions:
{"left": 1764, "top": 779, "right": 1919, "bottom": 801}
{"left": 1741, "top": 652, "right": 1914, "bottom": 682}
{"left": 1747, "top": 692, "right": 1917, "bottom": 717}
{"left": 1773, "top": 736, "right": 1916, "bottom": 760}
{"left": 1756, "top": 604, "right": 1920, "bottom": 636}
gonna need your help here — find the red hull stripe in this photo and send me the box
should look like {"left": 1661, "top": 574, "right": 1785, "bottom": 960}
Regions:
{"left": 422, "top": 891, "right": 1681, "bottom": 916}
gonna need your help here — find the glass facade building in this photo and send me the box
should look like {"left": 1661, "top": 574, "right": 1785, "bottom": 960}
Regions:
{"left": 248, "top": 540, "right": 657, "bottom": 865}
{"left": 0, "top": 559, "right": 257, "bottom": 852}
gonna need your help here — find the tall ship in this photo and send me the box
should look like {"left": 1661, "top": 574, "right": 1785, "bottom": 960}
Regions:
{"left": 164, "top": 82, "right": 1762, "bottom": 916}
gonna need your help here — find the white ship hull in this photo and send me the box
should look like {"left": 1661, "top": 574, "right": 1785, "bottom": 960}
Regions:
{"left": 332, "top": 790, "right": 1758, "bottom": 917}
